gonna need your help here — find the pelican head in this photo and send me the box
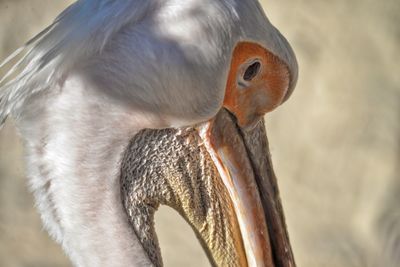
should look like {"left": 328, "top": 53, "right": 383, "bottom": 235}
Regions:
{"left": 0, "top": 0, "right": 297, "bottom": 266}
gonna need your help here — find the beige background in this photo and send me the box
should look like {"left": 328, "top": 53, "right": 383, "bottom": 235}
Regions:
{"left": 0, "top": 0, "right": 399, "bottom": 266}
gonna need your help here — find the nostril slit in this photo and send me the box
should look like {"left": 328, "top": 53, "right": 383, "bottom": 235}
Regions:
{"left": 243, "top": 61, "right": 261, "bottom": 81}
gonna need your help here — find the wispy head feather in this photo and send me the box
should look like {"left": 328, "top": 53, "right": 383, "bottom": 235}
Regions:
{"left": 0, "top": 0, "right": 154, "bottom": 127}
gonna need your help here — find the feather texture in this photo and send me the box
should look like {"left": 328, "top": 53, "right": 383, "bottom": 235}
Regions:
{"left": 0, "top": 0, "right": 157, "bottom": 127}
{"left": 0, "top": 0, "right": 297, "bottom": 129}
{"left": 0, "top": 1, "right": 298, "bottom": 266}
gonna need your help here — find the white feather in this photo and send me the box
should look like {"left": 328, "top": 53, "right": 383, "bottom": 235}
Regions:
{"left": 0, "top": 0, "right": 297, "bottom": 266}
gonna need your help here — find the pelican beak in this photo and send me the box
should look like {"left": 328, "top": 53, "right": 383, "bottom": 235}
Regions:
{"left": 197, "top": 109, "right": 295, "bottom": 267}
{"left": 121, "top": 108, "right": 296, "bottom": 267}
{"left": 193, "top": 38, "right": 297, "bottom": 266}
{"left": 121, "top": 109, "right": 295, "bottom": 266}
{"left": 122, "top": 39, "right": 297, "bottom": 267}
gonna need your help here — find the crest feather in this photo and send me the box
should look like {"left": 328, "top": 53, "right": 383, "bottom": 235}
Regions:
{"left": 0, "top": 0, "right": 153, "bottom": 127}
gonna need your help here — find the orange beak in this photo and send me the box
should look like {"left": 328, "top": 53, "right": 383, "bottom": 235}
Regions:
{"left": 198, "top": 109, "right": 295, "bottom": 267}
{"left": 121, "top": 40, "right": 297, "bottom": 267}
{"left": 196, "top": 40, "right": 296, "bottom": 266}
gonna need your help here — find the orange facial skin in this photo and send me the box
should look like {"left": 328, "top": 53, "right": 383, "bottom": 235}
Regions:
{"left": 198, "top": 42, "right": 295, "bottom": 267}
{"left": 223, "top": 42, "right": 290, "bottom": 128}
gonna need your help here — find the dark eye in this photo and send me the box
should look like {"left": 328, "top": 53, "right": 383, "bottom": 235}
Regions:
{"left": 243, "top": 61, "right": 261, "bottom": 81}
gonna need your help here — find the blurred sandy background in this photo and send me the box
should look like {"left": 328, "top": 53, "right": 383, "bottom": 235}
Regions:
{"left": 0, "top": 0, "right": 399, "bottom": 266}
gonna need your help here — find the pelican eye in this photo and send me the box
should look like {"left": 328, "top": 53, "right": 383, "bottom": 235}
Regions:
{"left": 243, "top": 61, "right": 261, "bottom": 81}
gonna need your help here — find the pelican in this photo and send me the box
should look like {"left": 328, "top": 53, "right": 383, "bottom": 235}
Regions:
{"left": 0, "top": 0, "right": 298, "bottom": 266}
